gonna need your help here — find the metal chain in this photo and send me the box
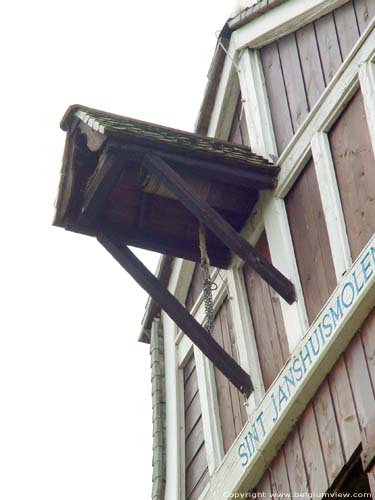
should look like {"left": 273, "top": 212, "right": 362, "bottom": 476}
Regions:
{"left": 199, "top": 224, "right": 217, "bottom": 334}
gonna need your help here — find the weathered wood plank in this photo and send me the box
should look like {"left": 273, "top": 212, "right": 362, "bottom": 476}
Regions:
{"left": 328, "top": 356, "right": 361, "bottom": 461}
{"left": 143, "top": 154, "right": 296, "bottom": 304}
{"left": 270, "top": 452, "right": 291, "bottom": 495}
{"left": 185, "top": 392, "right": 202, "bottom": 438}
{"left": 299, "top": 404, "right": 329, "bottom": 493}
{"left": 314, "top": 12, "right": 343, "bottom": 84}
{"left": 184, "top": 355, "right": 196, "bottom": 383}
{"left": 188, "top": 468, "right": 209, "bottom": 500}
{"left": 329, "top": 90, "right": 375, "bottom": 260}
{"left": 283, "top": 427, "right": 309, "bottom": 495}
{"left": 239, "top": 104, "right": 251, "bottom": 147}
{"left": 256, "top": 470, "right": 272, "bottom": 499}
{"left": 296, "top": 23, "right": 326, "bottom": 109}
{"left": 220, "top": 301, "right": 248, "bottom": 437}
{"left": 345, "top": 333, "right": 375, "bottom": 430}
{"left": 334, "top": 1, "right": 360, "bottom": 60}
{"left": 360, "top": 309, "right": 375, "bottom": 394}
{"left": 224, "top": 300, "right": 249, "bottom": 427}
{"left": 361, "top": 412, "right": 375, "bottom": 472}
{"left": 211, "top": 304, "right": 237, "bottom": 453}
{"left": 243, "top": 232, "right": 289, "bottom": 390}
{"left": 186, "top": 264, "right": 204, "bottom": 312}
{"left": 186, "top": 444, "right": 208, "bottom": 498}
{"left": 98, "top": 233, "right": 253, "bottom": 395}
{"left": 302, "top": 159, "right": 337, "bottom": 303}
{"left": 286, "top": 159, "right": 336, "bottom": 323}
{"left": 245, "top": 262, "right": 278, "bottom": 391}
{"left": 278, "top": 33, "right": 310, "bottom": 130}
{"left": 228, "top": 96, "right": 243, "bottom": 145}
{"left": 313, "top": 381, "right": 345, "bottom": 485}
{"left": 211, "top": 299, "right": 247, "bottom": 453}
{"left": 368, "top": 469, "right": 375, "bottom": 499}
{"left": 260, "top": 42, "right": 294, "bottom": 154}
{"left": 184, "top": 367, "right": 199, "bottom": 410}
{"left": 185, "top": 417, "right": 205, "bottom": 467}
{"left": 354, "top": 0, "right": 375, "bottom": 34}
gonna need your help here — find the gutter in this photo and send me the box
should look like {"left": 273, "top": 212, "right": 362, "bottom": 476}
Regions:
{"left": 228, "top": 0, "right": 289, "bottom": 30}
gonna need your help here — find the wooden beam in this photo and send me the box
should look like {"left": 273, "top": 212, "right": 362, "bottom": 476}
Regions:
{"left": 97, "top": 232, "right": 253, "bottom": 397}
{"left": 124, "top": 144, "right": 277, "bottom": 190}
{"left": 79, "top": 147, "right": 123, "bottom": 227}
{"left": 101, "top": 226, "right": 231, "bottom": 269}
{"left": 143, "top": 154, "right": 296, "bottom": 304}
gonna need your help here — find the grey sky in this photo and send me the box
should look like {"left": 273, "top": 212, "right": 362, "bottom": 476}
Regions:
{"left": 0, "top": 1, "right": 235, "bottom": 499}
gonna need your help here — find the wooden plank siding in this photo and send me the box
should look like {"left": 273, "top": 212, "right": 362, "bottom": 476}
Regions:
{"left": 243, "top": 232, "right": 289, "bottom": 391}
{"left": 329, "top": 89, "right": 375, "bottom": 261}
{"left": 211, "top": 298, "right": 248, "bottom": 454}
{"left": 184, "top": 356, "right": 209, "bottom": 500}
{"left": 254, "top": 335, "right": 375, "bottom": 494}
{"left": 260, "top": 0, "right": 374, "bottom": 155}
{"left": 255, "top": 64, "right": 375, "bottom": 497}
{"left": 228, "top": 95, "right": 251, "bottom": 147}
{"left": 286, "top": 158, "right": 336, "bottom": 324}
{"left": 186, "top": 264, "right": 205, "bottom": 312}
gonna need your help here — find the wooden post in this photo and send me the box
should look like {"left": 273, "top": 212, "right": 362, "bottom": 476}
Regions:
{"left": 143, "top": 154, "right": 296, "bottom": 304}
{"left": 97, "top": 231, "right": 253, "bottom": 397}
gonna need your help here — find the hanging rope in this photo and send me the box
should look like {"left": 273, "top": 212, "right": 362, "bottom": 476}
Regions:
{"left": 199, "top": 224, "right": 217, "bottom": 334}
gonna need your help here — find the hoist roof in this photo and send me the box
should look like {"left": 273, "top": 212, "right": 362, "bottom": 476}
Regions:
{"left": 54, "top": 104, "right": 279, "bottom": 269}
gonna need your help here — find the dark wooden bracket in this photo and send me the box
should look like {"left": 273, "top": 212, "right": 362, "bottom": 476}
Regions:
{"left": 143, "top": 153, "right": 296, "bottom": 305}
{"left": 79, "top": 147, "right": 123, "bottom": 227}
{"left": 97, "top": 231, "right": 253, "bottom": 397}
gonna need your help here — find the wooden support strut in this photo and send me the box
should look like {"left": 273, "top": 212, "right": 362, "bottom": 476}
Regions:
{"left": 142, "top": 153, "right": 296, "bottom": 305}
{"left": 97, "top": 231, "right": 253, "bottom": 397}
{"left": 79, "top": 147, "right": 124, "bottom": 227}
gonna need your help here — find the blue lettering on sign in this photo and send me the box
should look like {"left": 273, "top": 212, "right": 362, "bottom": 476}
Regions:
{"left": 330, "top": 296, "right": 343, "bottom": 327}
{"left": 341, "top": 281, "right": 355, "bottom": 308}
{"left": 238, "top": 237, "right": 375, "bottom": 468}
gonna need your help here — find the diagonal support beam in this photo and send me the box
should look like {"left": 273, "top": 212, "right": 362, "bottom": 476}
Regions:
{"left": 97, "top": 231, "right": 253, "bottom": 397}
{"left": 143, "top": 153, "right": 296, "bottom": 304}
{"left": 79, "top": 147, "right": 123, "bottom": 227}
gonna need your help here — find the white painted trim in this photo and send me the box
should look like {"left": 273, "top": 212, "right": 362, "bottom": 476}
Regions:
{"left": 164, "top": 258, "right": 195, "bottom": 500}
{"left": 168, "top": 258, "right": 195, "bottom": 300}
{"left": 311, "top": 132, "right": 352, "bottom": 279}
{"left": 204, "top": 232, "right": 375, "bottom": 498}
{"left": 232, "top": 0, "right": 348, "bottom": 50}
{"left": 163, "top": 312, "right": 182, "bottom": 500}
{"left": 262, "top": 194, "right": 308, "bottom": 350}
{"left": 227, "top": 268, "right": 264, "bottom": 408}
{"left": 177, "top": 367, "right": 186, "bottom": 499}
{"left": 237, "top": 49, "right": 278, "bottom": 159}
{"left": 359, "top": 61, "right": 375, "bottom": 158}
{"left": 207, "top": 37, "right": 241, "bottom": 140}
{"left": 177, "top": 334, "right": 193, "bottom": 367}
{"left": 276, "top": 21, "right": 375, "bottom": 198}
{"left": 194, "top": 346, "right": 225, "bottom": 473}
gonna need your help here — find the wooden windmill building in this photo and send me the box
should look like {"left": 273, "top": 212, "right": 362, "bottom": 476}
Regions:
{"left": 54, "top": 0, "right": 375, "bottom": 498}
